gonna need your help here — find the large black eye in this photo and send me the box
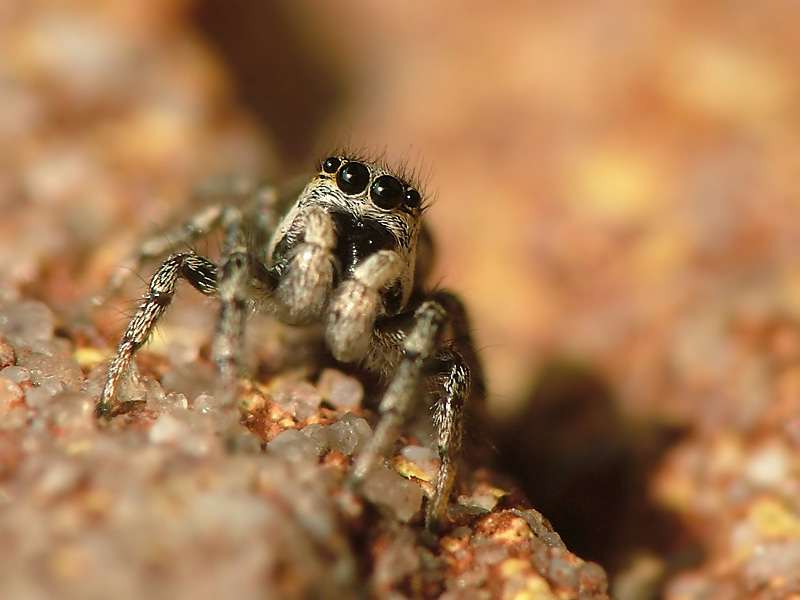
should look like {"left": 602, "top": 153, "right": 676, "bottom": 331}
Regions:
{"left": 336, "top": 161, "right": 370, "bottom": 195}
{"left": 322, "top": 156, "right": 341, "bottom": 174}
{"left": 404, "top": 188, "right": 422, "bottom": 208}
{"left": 370, "top": 175, "right": 404, "bottom": 209}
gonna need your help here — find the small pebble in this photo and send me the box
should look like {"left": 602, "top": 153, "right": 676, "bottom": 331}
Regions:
{"left": 271, "top": 380, "right": 322, "bottom": 420}
{"left": 149, "top": 392, "right": 189, "bottom": 413}
{"left": 510, "top": 509, "right": 566, "bottom": 550}
{"left": 301, "top": 423, "right": 329, "bottom": 454}
{"left": 119, "top": 373, "right": 165, "bottom": 406}
{"left": 579, "top": 562, "right": 610, "bottom": 594}
{"left": 160, "top": 362, "right": 216, "bottom": 403}
{"left": 25, "top": 377, "right": 68, "bottom": 409}
{"left": 18, "top": 350, "right": 82, "bottom": 391}
{"left": 360, "top": 464, "right": 424, "bottom": 523}
{"left": 149, "top": 413, "right": 191, "bottom": 445}
{"left": 0, "top": 300, "right": 56, "bottom": 345}
{"left": 548, "top": 556, "right": 580, "bottom": 588}
{"left": 317, "top": 369, "right": 364, "bottom": 409}
{"left": 473, "top": 543, "right": 509, "bottom": 567}
{"left": 267, "top": 429, "right": 321, "bottom": 463}
{"left": 41, "top": 391, "right": 95, "bottom": 430}
{"left": 0, "top": 405, "right": 31, "bottom": 431}
{"left": 171, "top": 406, "right": 215, "bottom": 435}
{"left": 191, "top": 393, "right": 215, "bottom": 414}
{"left": 1, "top": 366, "right": 30, "bottom": 384}
{"left": 161, "top": 406, "right": 219, "bottom": 456}
{"left": 27, "top": 338, "right": 72, "bottom": 357}
{"left": 0, "top": 376, "right": 24, "bottom": 413}
{"left": 326, "top": 412, "right": 371, "bottom": 455}
{"left": 401, "top": 444, "right": 436, "bottom": 464}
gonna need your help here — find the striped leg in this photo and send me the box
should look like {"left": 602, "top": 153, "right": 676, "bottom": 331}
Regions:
{"left": 426, "top": 346, "right": 471, "bottom": 529}
{"left": 350, "top": 290, "right": 484, "bottom": 530}
{"left": 95, "top": 177, "right": 270, "bottom": 307}
{"left": 97, "top": 252, "right": 217, "bottom": 417}
{"left": 211, "top": 207, "right": 277, "bottom": 410}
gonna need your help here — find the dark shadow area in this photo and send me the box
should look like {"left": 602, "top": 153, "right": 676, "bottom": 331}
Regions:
{"left": 492, "top": 359, "right": 703, "bottom": 584}
{"left": 192, "top": 2, "right": 343, "bottom": 168}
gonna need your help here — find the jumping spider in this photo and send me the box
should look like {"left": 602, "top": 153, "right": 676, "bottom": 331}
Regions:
{"left": 97, "top": 154, "right": 485, "bottom": 529}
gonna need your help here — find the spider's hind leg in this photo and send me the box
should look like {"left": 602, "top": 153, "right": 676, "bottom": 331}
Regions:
{"left": 95, "top": 177, "right": 269, "bottom": 307}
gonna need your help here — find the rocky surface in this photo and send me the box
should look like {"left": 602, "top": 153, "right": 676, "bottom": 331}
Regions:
{"left": 0, "top": 298, "right": 610, "bottom": 599}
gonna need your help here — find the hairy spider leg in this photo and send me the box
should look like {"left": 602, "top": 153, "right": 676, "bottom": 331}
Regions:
{"left": 348, "top": 292, "right": 480, "bottom": 529}
{"left": 424, "top": 291, "right": 484, "bottom": 529}
{"left": 98, "top": 185, "right": 281, "bottom": 418}
{"left": 97, "top": 252, "right": 218, "bottom": 417}
{"left": 97, "top": 177, "right": 270, "bottom": 306}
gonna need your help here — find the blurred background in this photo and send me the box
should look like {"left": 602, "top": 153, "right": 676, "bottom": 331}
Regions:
{"left": 2, "top": 0, "right": 800, "bottom": 595}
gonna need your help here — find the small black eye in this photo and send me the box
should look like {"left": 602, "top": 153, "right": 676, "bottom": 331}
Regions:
{"left": 322, "top": 157, "right": 341, "bottom": 174}
{"left": 370, "top": 175, "right": 404, "bottom": 209}
{"left": 404, "top": 188, "right": 422, "bottom": 208}
{"left": 336, "top": 161, "right": 370, "bottom": 195}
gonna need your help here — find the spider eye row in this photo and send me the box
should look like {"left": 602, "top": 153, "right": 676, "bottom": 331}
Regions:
{"left": 321, "top": 157, "right": 421, "bottom": 210}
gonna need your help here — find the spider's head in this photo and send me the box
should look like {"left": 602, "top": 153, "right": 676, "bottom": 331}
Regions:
{"left": 312, "top": 155, "right": 425, "bottom": 251}
{"left": 267, "top": 155, "right": 428, "bottom": 314}
{"left": 313, "top": 155, "right": 426, "bottom": 304}
{"left": 316, "top": 155, "right": 425, "bottom": 267}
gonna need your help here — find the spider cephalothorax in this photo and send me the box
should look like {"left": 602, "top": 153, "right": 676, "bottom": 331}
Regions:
{"left": 97, "top": 154, "right": 485, "bottom": 530}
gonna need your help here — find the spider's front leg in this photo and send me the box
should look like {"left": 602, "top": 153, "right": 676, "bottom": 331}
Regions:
{"left": 97, "top": 182, "right": 279, "bottom": 419}
{"left": 97, "top": 252, "right": 218, "bottom": 418}
{"left": 350, "top": 291, "right": 482, "bottom": 530}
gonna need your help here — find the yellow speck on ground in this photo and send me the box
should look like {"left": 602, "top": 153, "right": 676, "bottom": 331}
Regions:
{"left": 749, "top": 497, "right": 800, "bottom": 539}
{"left": 499, "top": 557, "right": 529, "bottom": 578}
{"left": 665, "top": 41, "right": 794, "bottom": 126}
{"left": 567, "top": 149, "right": 667, "bottom": 224}
{"left": 732, "top": 496, "right": 800, "bottom": 566}
{"left": 494, "top": 515, "right": 536, "bottom": 543}
{"left": 394, "top": 455, "right": 433, "bottom": 482}
{"left": 64, "top": 440, "right": 93, "bottom": 456}
{"left": 499, "top": 562, "right": 557, "bottom": 600}
{"left": 73, "top": 347, "right": 108, "bottom": 368}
